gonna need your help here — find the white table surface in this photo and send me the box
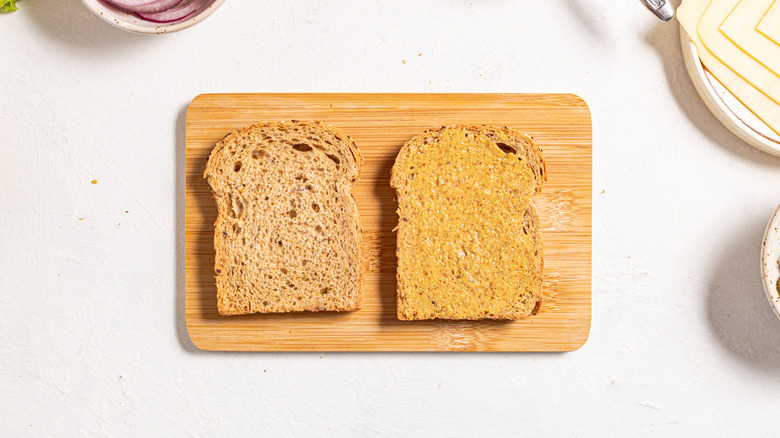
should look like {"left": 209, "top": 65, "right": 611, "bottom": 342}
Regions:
{"left": 3, "top": 0, "right": 780, "bottom": 435}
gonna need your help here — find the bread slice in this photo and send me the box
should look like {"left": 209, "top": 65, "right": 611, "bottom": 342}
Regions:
{"left": 204, "top": 121, "right": 364, "bottom": 315}
{"left": 391, "top": 125, "right": 546, "bottom": 320}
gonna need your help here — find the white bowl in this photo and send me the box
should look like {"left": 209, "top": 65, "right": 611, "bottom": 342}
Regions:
{"left": 679, "top": 27, "right": 780, "bottom": 156}
{"left": 761, "top": 205, "right": 780, "bottom": 320}
{"left": 81, "top": 0, "right": 226, "bottom": 34}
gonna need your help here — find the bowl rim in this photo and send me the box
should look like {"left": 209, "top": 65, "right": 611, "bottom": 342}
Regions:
{"left": 761, "top": 204, "right": 780, "bottom": 321}
{"left": 80, "top": 0, "right": 226, "bottom": 34}
{"left": 679, "top": 26, "right": 780, "bottom": 157}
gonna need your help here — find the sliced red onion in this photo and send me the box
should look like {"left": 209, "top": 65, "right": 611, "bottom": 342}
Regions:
{"left": 104, "top": 0, "right": 159, "bottom": 8}
{"left": 128, "top": 0, "right": 185, "bottom": 13}
{"left": 103, "top": 0, "right": 180, "bottom": 13}
{"left": 136, "top": 0, "right": 207, "bottom": 23}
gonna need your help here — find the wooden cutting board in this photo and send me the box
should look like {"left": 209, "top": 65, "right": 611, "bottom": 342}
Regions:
{"left": 186, "top": 93, "right": 591, "bottom": 351}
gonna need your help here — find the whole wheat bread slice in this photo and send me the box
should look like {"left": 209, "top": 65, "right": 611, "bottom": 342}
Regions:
{"left": 204, "top": 121, "right": 364, "bottom": 315}
{"left": 390, "top": 125, "right": 546, "bottom": 320}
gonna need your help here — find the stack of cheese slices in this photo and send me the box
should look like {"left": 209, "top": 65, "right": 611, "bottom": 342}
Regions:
{"left": 679, "top": 0, "right": 780, "bottom": 136}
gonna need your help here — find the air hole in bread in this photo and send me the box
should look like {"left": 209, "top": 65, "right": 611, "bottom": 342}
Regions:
{"left": 321, "top": 287, "right": 330, "bottom": 295}
{"left": 315, "top": 225, "right": 323, "bottom": 233}
{"left": 312, "top": 203, "right": 320, "bottom": 212}
{"left": 288, "top": 209, "right": 297, "bottom": 218}
{"left": 292, "top": 143, "right": 313, "bottom": 152}
{"left": 228, "top": 195, "right": 244, "bottom": 219}
{"left": 302, "top": 259, "right": 308, "bottom": 266}
{"left": 234, "top": 161, "right": 242, "bottom": 172}
{"left": 251, "top": 150, "right": 266, "bottom": 159}
{"left": 326, "top": 154, "right": 340, "bottom": 166}
{"left": 305, "top": 184, "right": 313, "bottom": 191}
{"left": 496, "top": 142, "right": 514, "bottom": 154}
{"left": 280, "top": 268, "right": 288, "bottom": 274}
{"left": 295, "top": 175, "right": 308, "bottom": 182}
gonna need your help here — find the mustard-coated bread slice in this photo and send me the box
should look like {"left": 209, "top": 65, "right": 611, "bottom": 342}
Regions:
{"left": 391, "top": 125, "right": 546, "bottom": 320}
{"left": 204, "top": 121, "right": 364, "bottom": 315}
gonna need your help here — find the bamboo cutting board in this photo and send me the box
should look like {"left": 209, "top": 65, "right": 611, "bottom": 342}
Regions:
{"left": 186, "top": 93, "right": 591, "bottom": 351}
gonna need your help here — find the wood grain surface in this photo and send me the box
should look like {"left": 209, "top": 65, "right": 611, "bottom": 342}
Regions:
{"left": 185, "top": 93, "right": 591, "bottom": 351}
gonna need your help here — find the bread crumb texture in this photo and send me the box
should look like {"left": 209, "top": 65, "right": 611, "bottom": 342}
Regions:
{"left": 391, "top": 126, "right": 546, "bottom": 320}
{"left": 204, "top": 121, "right": 364, "bottom": 315}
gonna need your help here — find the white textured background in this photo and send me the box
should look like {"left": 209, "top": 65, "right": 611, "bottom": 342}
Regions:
{"left": 2, "top": 0, "right": 780, "bottom": 436}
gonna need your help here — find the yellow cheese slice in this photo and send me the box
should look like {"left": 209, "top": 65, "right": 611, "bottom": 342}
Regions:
{"left": 720, "top": 0, "right": 780, "bottom": 76}
{"left": 679, "top": 0, "right": 780, "bottom": 134}
{"left": 757, "top": 0, "right": 780, "bottom": 45}
{"left": 698, "top": 0, "right": 780, "bottom": 103}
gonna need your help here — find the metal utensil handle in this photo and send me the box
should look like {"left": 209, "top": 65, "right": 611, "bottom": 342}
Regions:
{"left": 641, "top": 0, "right": 675, "bottom": 21}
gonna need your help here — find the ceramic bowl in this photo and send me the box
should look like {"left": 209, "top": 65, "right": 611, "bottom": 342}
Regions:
{"left": 679, "top": 27, "right": 780, "bottom": 156}
{"left": 761, "top": 205, "right": 780, "bottom": 320}
{"left": 80, "top": 0, "right": 226, "bottom": 34}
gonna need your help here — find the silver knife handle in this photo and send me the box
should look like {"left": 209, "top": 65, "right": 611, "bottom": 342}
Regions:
{"left": 641, "top": 0, "right": 675, "bottom": 21}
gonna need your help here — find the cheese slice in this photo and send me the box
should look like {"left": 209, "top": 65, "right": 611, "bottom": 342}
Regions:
{"left": 698, "top": 0, "right": 780, "bottom": 104}
{"left": 679, "top": 0, "right": 780, "bottom": 135}
{"left": 757, "top": 0, "right": 780, "bottom": 45}
{"left": 720, "top": 0, "right": 780, "bottom": 76}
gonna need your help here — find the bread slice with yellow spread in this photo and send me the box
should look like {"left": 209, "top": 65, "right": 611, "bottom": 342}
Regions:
{"left": 391, "top": 125, "right": 546, "bottom": 320}
{"left": 204, "top": 121, "right": 364, "bottom": 315}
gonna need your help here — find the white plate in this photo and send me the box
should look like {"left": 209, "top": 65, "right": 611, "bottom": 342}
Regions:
{"left": 80, "top": 0, "right": 226, "bottom": 34}
{"left": 762, "top": 205, "right": 780, "bottom": 320}
{"left": 679, "top": 26, "right": 780, "bottom": 156}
